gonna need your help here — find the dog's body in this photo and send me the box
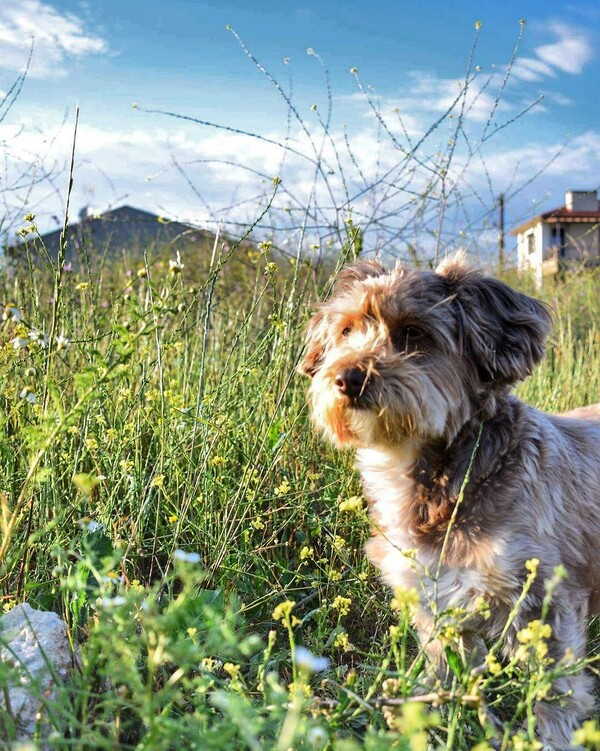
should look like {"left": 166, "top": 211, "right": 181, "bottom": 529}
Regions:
{"left": 299, "top": 254, "right": 600, "bottom": 749}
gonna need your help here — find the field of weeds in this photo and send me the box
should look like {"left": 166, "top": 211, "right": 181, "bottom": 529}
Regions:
{"left": 0, "top": 227, "right": 598, "bottom": 749}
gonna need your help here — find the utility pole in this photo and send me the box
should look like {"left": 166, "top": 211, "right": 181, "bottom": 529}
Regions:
{"left": 498, "top": 193, "right": 505, "bottom": 271}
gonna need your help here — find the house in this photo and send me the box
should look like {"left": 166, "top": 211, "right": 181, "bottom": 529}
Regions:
{"left": 512, "top": 190, "right": 600, "bottom": 286}
{"left": 8, "top": 205, "right": 216, "bottom": 270}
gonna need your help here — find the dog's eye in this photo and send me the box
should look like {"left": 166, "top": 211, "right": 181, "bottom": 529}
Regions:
{"left": 341, "top": 325, "right": 352, "bottom": 337}
{"left": 404, "top": 325, "right": 422, "bottom": 339}
{"left": 392, "top": 324, "right": 425, "bottom": 352}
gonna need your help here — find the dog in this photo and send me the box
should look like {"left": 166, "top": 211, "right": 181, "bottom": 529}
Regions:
{"left": 299, "top": 253, "right": 600, "bottom": 749}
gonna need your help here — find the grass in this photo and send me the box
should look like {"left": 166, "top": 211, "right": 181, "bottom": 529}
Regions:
{"left": 0, "top": 230, "right": 599, "bottom": 750}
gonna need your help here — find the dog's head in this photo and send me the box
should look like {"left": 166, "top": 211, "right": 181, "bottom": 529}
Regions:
{"left": 299, "top": 253, "right": 552, "bottom": 448}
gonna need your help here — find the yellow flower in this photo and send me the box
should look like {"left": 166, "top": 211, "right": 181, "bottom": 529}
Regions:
{"left": 299, "top": 546, "right": 313, "bottom": 561}
{"left": 150, "top": 474, "right": 164, "bottom": 488}
{"left": 76, "top": 282, "right": 89, "bottom": 291}
{"left": 332, "top": 535, "right": 346, "bottom": 550}
{"left": 338, "top": 495, "right": 363, "bottom": 513}
{"left": 288, "top": 681, "right": 311, "bottom": 698}
{"left": 573, "top": 719, "right": 600, "bottom": 747}
{"left": 85, "top": 437, "right": 99, "bottom": 451}
{"left": 186, "top": 627, "right": 197, "bottom": 637}
{"left": 274, "top": 479, "right": 291, "bottom": 497}
{"left": 390, "top": 587, "right": 420, "bottom": 613}
{"left": 484, "top": 653, "right": 502, "bottom": 676}
{"left": 168, "top": 515, "right": 178, "bottom": 524}
{"left": 210, "top": 456, "right": 225, "bottom": 467}
{"left": 333, "top": 631, "right": 352, "bottom": 651}
{"left": 331, "top": 596, "right": 352, "bottom": 617}
{"left": 120, "top": 460, "right": 134, "bottom": 473}
{"left": 525, "top": 558, "right": 540, "bottom": 574}
{"left": 328, "top": 569, "right": 342, "bottom": 582}
{"left": 272, "top": 600, "right": 295, "bottom": 622}
{"left": 223, "top": 662, "right": 240, "bottom": 678}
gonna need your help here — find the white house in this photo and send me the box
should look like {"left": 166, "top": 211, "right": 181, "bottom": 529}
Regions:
{"left": 512, "top": 190, "right": 600, "bottom": 286}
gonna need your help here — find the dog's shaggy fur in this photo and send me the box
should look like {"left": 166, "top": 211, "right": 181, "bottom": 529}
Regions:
{"left": 299, "top": 254, "right": 600, "bottom": 749}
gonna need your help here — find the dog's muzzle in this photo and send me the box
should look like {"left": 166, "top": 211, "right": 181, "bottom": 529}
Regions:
{"left": 335, "top": 368, "right": 368, "bottom": 400}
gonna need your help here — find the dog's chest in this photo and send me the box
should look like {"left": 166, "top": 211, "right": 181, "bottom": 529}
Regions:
{"left": 357, "top": 447, "right": 502, "bottom": 611}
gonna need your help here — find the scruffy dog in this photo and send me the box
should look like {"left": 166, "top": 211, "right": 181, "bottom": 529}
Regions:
{"left": 299, "top": 253, "right": 600, "bottom": 749}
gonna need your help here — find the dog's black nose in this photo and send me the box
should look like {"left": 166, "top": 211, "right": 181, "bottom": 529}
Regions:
{"left": 335, "top": 368, "right": 367, "bottom": 398}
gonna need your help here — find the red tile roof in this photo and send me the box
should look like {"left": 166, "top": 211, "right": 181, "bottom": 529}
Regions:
{"left": 511, "top": 202, "right": 600, "bottom": 235}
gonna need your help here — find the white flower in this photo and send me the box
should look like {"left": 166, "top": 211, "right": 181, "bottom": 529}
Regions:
{"left": 173, "top": 549, "right": 201, "bottom": 564}
{"left": 294, "top": 646, "right": 330, "bottom": 672}
{"left": 3, "top": 303, "right": 21, "bottom": 322}
{"left": 11, "top": 337, "right": 29, "bottom": 350}
{"left": 307, "top": 726, "right": 329, "bottom": 748}
{"left": 28, "top": 329, "right": 48, "bottom": 348}
{"left": 98, "top": 596, "right": 126, "bottom": 608}
{"left": 169, "top": 253, "right": 184, "bottom": 273}
{"left": 19, "top": 387, "right": 37, "bottom": 404}
{"left": 56, "top": 334, "right": 71, "bottom": 351}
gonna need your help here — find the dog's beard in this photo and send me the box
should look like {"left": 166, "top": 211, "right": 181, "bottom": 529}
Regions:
{"left": 308, "top": 360, "right": 461, "bottom": 449}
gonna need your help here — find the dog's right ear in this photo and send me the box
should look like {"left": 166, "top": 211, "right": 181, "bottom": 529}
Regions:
{"left": 297, "top": 310, "right": 327, "bottom": 378}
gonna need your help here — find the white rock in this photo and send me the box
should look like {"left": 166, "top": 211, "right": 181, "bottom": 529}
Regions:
{"left": 0, "top": 603, "right": 74, "bottom": 748}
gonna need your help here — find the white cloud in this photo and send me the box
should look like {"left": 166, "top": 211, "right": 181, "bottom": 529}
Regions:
{"left": 536, "top": 22, "right": 593, "bottom": 74}
{"left": 0, "top": 0, "right": 108, "bottom": 77}
{"left": 512, "top": 22, "right": 592, "bottom": 82}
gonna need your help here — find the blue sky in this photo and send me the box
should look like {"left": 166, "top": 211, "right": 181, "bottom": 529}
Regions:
{"left": 1, "top": 0, "right": 599, "bottom": 260}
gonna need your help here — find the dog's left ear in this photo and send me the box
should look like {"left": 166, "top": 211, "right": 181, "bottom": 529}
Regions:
{"left": 437, "top": 254, "right": 553, "bottom": 386}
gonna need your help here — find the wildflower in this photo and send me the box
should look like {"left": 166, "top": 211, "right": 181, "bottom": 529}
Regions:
{"left": 150, "top": 474, "right": 164, "bottom": 488}
{"left": 265, "top": 262, "right": 278, "bottom": 275}
{"left": 484, "top": 653, "right": 502, "bottom": 676}
{"left": 119, "top": 460, "right": 134, "bottom": 473}
{"left": 19, "top": 387, "right": 37, "bottom": 404}
{"left": 333, "top": 631, "right": 352, "bottom": 651}
{"left": 516, "top": 619, "right": 552, "bottom": 661}
{"left": 331, "top": 596, "right": 352, "bottom": 616}
{"left": 274, "top": 479, "right": 291, "bottom": 497}
{"left": 28, "top": 329, "right": 48, "bottom": 348}
{"left": 223, "top": 662, "right": 241, "bottom": 678}
{"left": 84, "top": 438, "right": 99, "bottom": 451}
{"left": 187, "top": 627, "right": 197, "bottom": 637}
{"left": 169, "top": 255, "right": 184, "bottom": 273}
{"left": 525, "top": 558, "right": 540, "bottom": 574}
{"left": 390, "top": 587, "right": 420, "bottom": 613}
{"left": 294, "top": 646, "right": 330, "bottom": 673}
{"left": 75, "top": 282, "right": 89, "bottom": 291}
{"left": 251, "top": 517, "right": 266, "bottom": 530}
{"left": 98, "top": 596, "right": 127, "bottom": 608}
{"left": 56, "top": 334, "right": 70, "bottom": 351}
{"left": 328, "top": 569, "right": 342, "bottom": 582}
{"left": 25, "top": 213, "right": 35, "bottom": 222}
{"left": 168, "top": 515, "right": 178, "bottom": 523}
{"left": 173, "top": 549, "right": 201, "bottom": 564}
{"left": 3, "top": 303, "right": 21, "bottom": 322}
{"left": 137, "top": 267, "right": 147, "bottom": 278}
{"left": 210, "top": 456, "right": 225, "bottom": 467}
{"left": 288, "top": 681, "right": 311, "bottom": 698}
{"left": 201, "top": 657, "right": 217, "bottom": 671}
{"left": 306, "top": 726, "right": 329, "bottom": 748}
{"left": 573, "top": 719, "right": 600, "bottom": 747}
{"left": 11, "top": 337, "right": 29, "bottom": 350}
{"left": 299, "top": 546, "right": 313, "bottom": 561}
{"left": 332, "top": 535, "right": 346, "bottom": 550}
{"left": 338, "top": 495, "right": 363, "bottom": 513}
{"left": 272, "top": 600, "right": 295, "bottom": 621}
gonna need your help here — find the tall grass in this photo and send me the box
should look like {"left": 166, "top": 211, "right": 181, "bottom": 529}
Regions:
{"left": 0, "top": 229, "right": 599, "bottom": 749}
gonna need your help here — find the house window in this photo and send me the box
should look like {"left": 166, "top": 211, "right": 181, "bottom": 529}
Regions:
{"left": 527, "top": 233, "right": 536, "bottom": 254}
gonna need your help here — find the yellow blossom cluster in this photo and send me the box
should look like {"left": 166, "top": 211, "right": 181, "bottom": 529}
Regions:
{"left": 338, "top": 495, "right": 363, "bottom": 513}
{"left": 272, "top": 600, "right": 296, "bottom": 622}
{"left": 331, "top": 596, "right": 352, "bottom": 616}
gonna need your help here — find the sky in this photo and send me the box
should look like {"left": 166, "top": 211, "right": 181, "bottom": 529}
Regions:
{"left": 1, "top": 0, "right": 599, "bottom": 261}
